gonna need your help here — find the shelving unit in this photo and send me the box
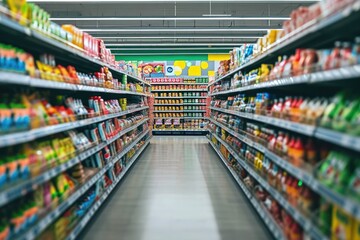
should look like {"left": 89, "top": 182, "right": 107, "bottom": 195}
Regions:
{"left": 151, "top": 78, "right": 209, "bottom": 134}
{"left": 206, "top": 2, "right": 360, "bottom": 239}
{"left": 0, "top": 8, "right": 151, "bottom": 240}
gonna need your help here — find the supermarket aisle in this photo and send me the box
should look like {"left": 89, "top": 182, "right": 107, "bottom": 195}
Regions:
{"left": 81, "top": 136, "right": 271, "bottom": 240}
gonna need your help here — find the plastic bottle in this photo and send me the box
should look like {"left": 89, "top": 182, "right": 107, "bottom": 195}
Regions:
{"left": 292, "top": 137, "right": 305, "bottom": 167}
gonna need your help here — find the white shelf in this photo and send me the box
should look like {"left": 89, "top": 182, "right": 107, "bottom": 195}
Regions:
{"left": 151, "top": 82, "right": 208, "bottom": 85}
{"left": 210, "top": 107, "right": 316, "bottom": 136}
{"left": 155, "top": 96, "right": 208, "bottom": 99}
{"left": 0, "top": 118, "right": 149, "bottom": 207}
{"left": 66, "top": 137, "right": 151, "bottom": 240}
{"left": 210, "top": 107, "right": 360, "bottom": 152}
{"left": 153, "top": 103, "right": 206, "bottom": 106}
{"left": 0, "top": 107, "right": 149, "bottom": 148}
{"left": 208, "top": 117, "right": 360, "bottom": 221}
{"left": 315, "top": 127, "right": 360, "bottom": 152}
{"left": 154, "top": 116, "right": 205, "bottom": 118}
{"left": 153, "top": 129, "right": 207, "bottom": 132}
{"left": 152, "top": 89, "right": 207, "bottom": 92}
{"left": 18, "top": 130, "right": 150, "bottom": 240}
{"left": 210, "top": 65, "right": 360, "bottom": 96}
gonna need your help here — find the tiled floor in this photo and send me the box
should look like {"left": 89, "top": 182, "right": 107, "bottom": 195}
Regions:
{"left": 80, "top": 136, "right": 272, "bottom": 240}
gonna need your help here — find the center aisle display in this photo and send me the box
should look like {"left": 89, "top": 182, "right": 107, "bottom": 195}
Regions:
{"left": 207, "top": 1, "right": 360, "bottom": 240}
{"left": 150, "top": 77, "right": 210, "bottom": 134}
{"left": 0, "top": 2, "right": 151, "bottom": 240}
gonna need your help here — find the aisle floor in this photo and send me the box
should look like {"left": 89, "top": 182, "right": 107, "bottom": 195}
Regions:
{"left": 81, "top": 136, "right": 271, "bottom": 240}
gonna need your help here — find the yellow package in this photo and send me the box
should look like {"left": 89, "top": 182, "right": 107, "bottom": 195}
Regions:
{"left": 353, "top": 219, "right": 360, "bottom": 240}
{"left": 331, "top": 206, "right": 354, "bottom": 240}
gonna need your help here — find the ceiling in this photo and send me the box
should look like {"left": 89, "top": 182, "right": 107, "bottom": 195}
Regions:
{"left": 30, "top": 0, "right": 319, "bottom": 56}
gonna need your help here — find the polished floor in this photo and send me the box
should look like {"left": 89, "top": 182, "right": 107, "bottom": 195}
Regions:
{"left": 81, "top": 136, "right": 271, "bottom": 240}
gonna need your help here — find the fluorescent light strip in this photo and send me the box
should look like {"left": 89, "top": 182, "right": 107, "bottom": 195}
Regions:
{"left": 29, "top": 0, "right": 320, "bottom": 2}
{"left": 83, "top": 28, "right": 280, "bottom": 32}
{"left": 114, "top": 53, "right": 230, "bottom": 56}
{"left": 50, "top": 16, "right": 290, "bottom": 21}
{"left": 109, "top": 47, "right": 233, "bottom": 50}
{"left": 106, "top": 43, "right": 246, "bottom": 46}
{"left": 99, "top": 36, "right": 261, "bottom": 39}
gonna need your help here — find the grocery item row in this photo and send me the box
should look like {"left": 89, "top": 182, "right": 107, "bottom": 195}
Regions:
{"left": 0, "top": 90, "right": 148, "bottom": 136}
{"left": 0, "top": 117, "right": 150, "bottom": 239}
{"left": 207, "top": 113, "right": 360, "bottom": 239}
{"left": 210, "top": 92, "right": 360, "bottom": 141}
{"left": 154, "top": 92, "right": 208, "bottom": 98}
{"left": 154, "top": 113, "right": 205, "bottom": 118}
{"left": 212, "top": 39, "right": 360, "bottom": 93}
{"left": 207, "top": 123, "right": 359, "bottom": 240}
{"left": 151, "top": 85, "right": 207, "bottom": 91}
{"left": 150, "top": 77, "right": 209, "bottom": 84}
{"left": 38, "top": 135, "right": 150, "bottom": 240}
{"left": 154, "top": 99, "right": 207, "bottom": 105}
{"left": 154, "top": 119, "right": 206, "bottom": 131}
{"left": 0, "top": 0, "right": 131, "bottom": 78}
{"left": 154, "top": 106, "right": 206, "bottom": 111}
{"left": 215, "top": 0, "right": 358, "bottom": 78}
{"left": 0, "top": 112, "right": 148, "bottom": 190}
{"left": 0, "top": 44, "right": 147, "bottom": 94}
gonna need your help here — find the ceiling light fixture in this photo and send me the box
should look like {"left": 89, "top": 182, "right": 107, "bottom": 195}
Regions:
{"left": 106, "top": 43, "right": 247, "bottom": 46}
{"left": 83, "top": 28, "right": 280, "bottom": 32}
{"left": 113, "top": 53, "right": 231, "bottom": 56}
{"left": 109, "top": 47, "right": 233, "bottom": 50}
{"left": 100, "top": 36, "right": 260, "bottom": 40}
{"left": 50, "top": 16, "right": 290, "bottom": 21}
{"left": 28, "top": 0, "right": 320, "bottom": 3}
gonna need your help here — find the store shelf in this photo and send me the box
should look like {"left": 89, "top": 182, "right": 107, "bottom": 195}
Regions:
{"left": 18, "top": 129, "right": 150, "bottom": 240}
{"left": 155, "top": 96, "right": 208, "bottom": 99}
{"left": 208, "top": 117, "right": 360, "bottom": 221}
{"left": 210, "top": 64, "right": 360, "bottom": 96}
{"left": 151, "top": 82, "right": 208, "bottom": 85}
{"left": 207, "top": 138, "right": 285, "bottom": 240}
{"left": 0, "top": 106, "right": 148, "bottom": 148}
{"left": 209, "top": 2, "right": 360, "bottom": 87}
{"left": 153, "top": 104, "right": 183, "bottom": 106}
{"left": 153, "top": 117, "right": 206, "bottom": 120}
{"left": 152, "top": 89, "right": 207, "bottom": 92}
{"left": 183, "top": 110, "right": 206, "bottom": 113}
{"left": 0, "top": 14, "right": 150, "bottom": 87}
{"left": 153, "top": 129, "right": 207, "bottom": 132}
{"left": 66, "top": 137, "right": 151, "bottom": 240}
{"left": 211, "top": 132, "right": 327, "bottom": 240}
{"left": 0, "top": 118, "right": 149, "bottom": 207}
{"left": 153, "top": 110, "right": 184, "bottom": 113}
{"left": 183, "top": 117, "right": 207, "bottom": 119}
{"left": 209, "top": 107, "right": 316, "bottom": 136}
{"left": 315, "top": 127, "right": 360, "bottom": 152}
{"left": 153, "top": 103, "right": 206, "bottom": 106}
{"left": 210, "top": 107, "right": 360, "bottom": 152}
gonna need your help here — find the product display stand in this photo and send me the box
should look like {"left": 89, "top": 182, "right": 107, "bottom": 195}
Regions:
{"left": 150, "top": 77, "right": 210, "bottom": 135}
{"left": 207, "top": 2, "right": 360, "bottom": 240}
